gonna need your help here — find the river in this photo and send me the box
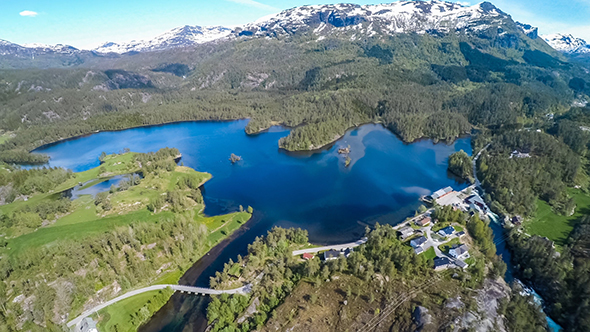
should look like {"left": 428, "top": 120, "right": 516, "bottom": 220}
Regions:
{"left": 33, "top": 120, "right": 472, "bottom": 331}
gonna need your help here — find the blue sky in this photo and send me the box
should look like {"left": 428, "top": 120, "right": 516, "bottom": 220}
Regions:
{"left": 2, "top": 0, "right": 590, "bottom": 49}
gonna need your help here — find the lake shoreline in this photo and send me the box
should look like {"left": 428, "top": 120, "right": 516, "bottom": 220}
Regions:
{"left": 28, "top": 118, "right": 470, "bottom": 163}
{"left": 31, "top": 120, "right": 473, "bottom": 331}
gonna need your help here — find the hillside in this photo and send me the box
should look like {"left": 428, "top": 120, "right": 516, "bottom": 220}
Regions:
{"left": 0, "top": 148, "right": 252, "bottom": 331}
{"left": 0, "top": 1, "right": 587, "bottom": 161}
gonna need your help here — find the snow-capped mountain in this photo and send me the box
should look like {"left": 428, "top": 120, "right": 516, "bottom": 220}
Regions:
{"left": 0, "top": 1, "right": 543, "bottom": 58}
{"left": 516, "top": 22, "right": 538, "bottom": 39}
{"left": 93, "top": 25, "right": 232, "bottom": 54}
{"left": 0, "top": 39, "right": 80, "bottom": 57}
{"left": 238, "top": 1, "right": 513, "bottom": 39}
{"left": 542, "top": 33, "right": 590, "bottom": 54}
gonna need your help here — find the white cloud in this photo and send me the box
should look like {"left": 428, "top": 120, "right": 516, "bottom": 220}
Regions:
{"left": 225, "top": 0, "right": 278, "bottom": 11}
{"left": 19, "top": 10, "right": 38, "bottom": 17}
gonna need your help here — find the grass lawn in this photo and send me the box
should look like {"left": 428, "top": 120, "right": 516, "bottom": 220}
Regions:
{"left": 52, "top": 195, "right": 96, "bottom": 227}
{"left": 205, "top": 212, "right": 251, "bottom": 244}
{"left": 8, "top": 209, "right": 171, "bottom": 257}
{"left": 453, "top": 225, "right": 464, "bottom": 232}
{"left": 6, "top": 161, "right": 215, "bottom": 256}
{"left": 97, "top": 288, "right": 173, "bottom": 332}
{"left": 153, "top": 270, "right": 184, "bottom": 285}
{"left": 526, "top": 188, "right": 590, "bottom": 247}
{"left": 438, "top": 238, "right": 462, "bottom": 254}
{"left": 432, "top": 222, "right": 450, "bottom": 233}
{"left": 422, "top": 246, "right": 437, "bottom": 260}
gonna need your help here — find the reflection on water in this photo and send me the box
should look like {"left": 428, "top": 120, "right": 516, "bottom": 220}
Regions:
{"left": 33, "top": 120, "right": 472, "bottom": 331}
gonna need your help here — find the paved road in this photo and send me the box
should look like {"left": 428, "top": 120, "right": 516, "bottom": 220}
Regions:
{"left": 292, "top": 238, "right": 368, "bottom": 256}
{"left": 423, "top": 226, "right": 464, "bottom": 267}
{"left": 67, "top": 283, "right": 250, "bottom": 328}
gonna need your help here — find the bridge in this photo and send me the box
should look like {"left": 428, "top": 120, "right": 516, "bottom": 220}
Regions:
{"left": 67, "top": 283, "right": 251, "bottom": 328}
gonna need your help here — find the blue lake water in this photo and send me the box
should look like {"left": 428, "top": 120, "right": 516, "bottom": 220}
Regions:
{"left": 67, "top": 175, "right": 126, "bottom": 200}
{"left": 34, "top": 120, "right": 472, "bottom": 331}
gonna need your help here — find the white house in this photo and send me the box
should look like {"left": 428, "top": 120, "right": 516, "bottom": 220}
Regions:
{"left": 398, "top": 226, "right": 415, "bottom": 240}
{"left": 77, "top": 318, "right": 98, "bottom": 332}
{"left": 449, "top": 244, "right": 470, "bottom": 260}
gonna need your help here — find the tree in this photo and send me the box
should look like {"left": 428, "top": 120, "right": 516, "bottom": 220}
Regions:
{"left": 448, "top": 150, "right": 473, "bottom": 182}
{"left": 305, "top": 257, "right": 320, "bottom": 277}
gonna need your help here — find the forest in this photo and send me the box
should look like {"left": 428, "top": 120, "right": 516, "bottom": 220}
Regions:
{"left": 507, "top": 215, "right": 590, "bottom": 332}
{"left": 1, "top": 25, "right": 589, "bottom": 162}
{"left": 447, "top": 150, "right": 473, "bottom": 182}
{"left": 477, "top": 129, "right": 580, "bottom": 216}
{"left": 205, "top": 223, "right": 541, "bottom": 332}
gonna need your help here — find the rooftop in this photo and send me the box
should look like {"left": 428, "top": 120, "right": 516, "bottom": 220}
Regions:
{"left": 433, "top": 256, "right": 451, "bottom": 268}
{"left": 324, "top": 249, "right": 340, "bottom": 259}
{"left": 438, "top": 226, "right": 455, "bottom": 236}
{"left": 410, "top": 236, "right": 427, "bottom": 248}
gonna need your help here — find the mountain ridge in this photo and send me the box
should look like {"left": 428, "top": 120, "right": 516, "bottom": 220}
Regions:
{"left": 0, "top": 1, "right": 541, "bottom": 57}
{"left": 542, "top": 33, "right": 590, "bottom": 55}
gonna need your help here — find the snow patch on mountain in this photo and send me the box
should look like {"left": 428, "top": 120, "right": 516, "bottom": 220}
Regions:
{"left": 93, "top": 26, "right": 232, "bottom": 54}
{"left": 239, "top": 1, "right": 510, "bottom": 39}
{"left": 542, "top": 33, "right": 590, "bottom": 54}
{"left": 0, "top": 39, "right": 79, "bottom": 56}
{"left": 515, "top": 22, "right": 538, "bottom": 39}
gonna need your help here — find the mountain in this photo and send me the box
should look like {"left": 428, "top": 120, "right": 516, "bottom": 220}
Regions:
{"left": 238, "top": 1, "right": 516, "bottom": 40}
{"left": 93, "top": 25, "right": 233, "bottom": 53}
{"left": 542, "top": 33, "right": 590, "bottom": 54}
{"left": 0, "top": 39, "right": 80, "bottom": 57}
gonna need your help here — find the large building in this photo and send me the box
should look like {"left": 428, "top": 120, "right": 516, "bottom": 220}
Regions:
{"left": 465, "top": 194, "right": 488, "bottom": 214}
{"left": 430, "top": 187, "right": 453, "bottom": 200}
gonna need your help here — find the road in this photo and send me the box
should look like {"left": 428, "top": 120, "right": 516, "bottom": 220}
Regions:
{"left": 291, "top": 237, "right": 368, "bottom": 256}
{"left": 67, "top": 283, "right": 251, "bottom": 328}
{"left": 423, "top": 225, "right": 464, "bottom": 267}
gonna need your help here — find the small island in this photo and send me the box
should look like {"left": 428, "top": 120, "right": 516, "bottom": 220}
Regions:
{"left": 229, "top": 153, "right": 242, "bottom": 164}
{"left": 338, "top": 145, "right": 352, "bottom": 167}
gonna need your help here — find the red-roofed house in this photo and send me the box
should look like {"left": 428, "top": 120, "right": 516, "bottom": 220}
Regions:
{"left": 302, "top": 253, "right": 314, "bottom": 260}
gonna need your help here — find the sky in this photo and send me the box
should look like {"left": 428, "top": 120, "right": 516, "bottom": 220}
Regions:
{"left": 1, "top": 0, "right": 590, "bottom": 49}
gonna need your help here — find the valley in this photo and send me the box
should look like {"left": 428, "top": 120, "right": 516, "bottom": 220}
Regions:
{"left": 1, "top": 0, "right": 590, "bottom": 331}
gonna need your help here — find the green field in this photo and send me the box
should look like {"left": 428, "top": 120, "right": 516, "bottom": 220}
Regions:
{"left": 97, "top": 288, "right": 173, "bottom": 332}
{"left": 526, "top": 189, "right": 590, "bottom": 247}
{"left": 422, "top": 246, "right": 437, "bottom": 260}
{"left": 1, "top": 151, "right": 252, "bottom": 332}
{"left": 438, "top": 238, "right": 462, "bottom": 254}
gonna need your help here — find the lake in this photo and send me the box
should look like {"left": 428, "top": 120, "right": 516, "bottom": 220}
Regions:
{"left": 33, "top": 120, "right": 472, "bottom": 331}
